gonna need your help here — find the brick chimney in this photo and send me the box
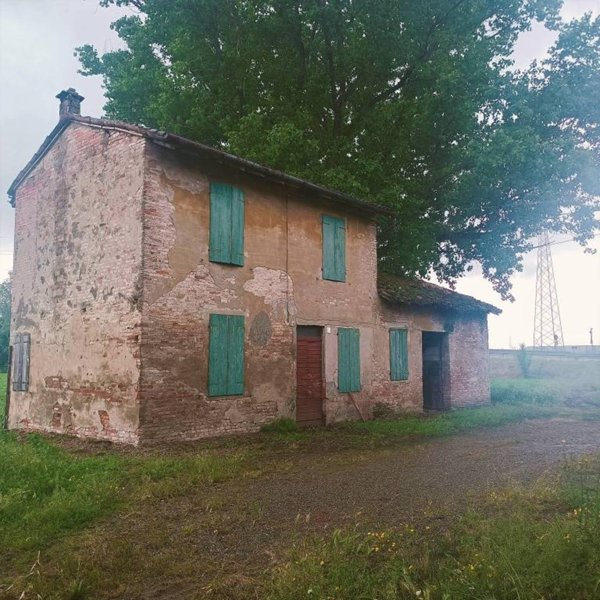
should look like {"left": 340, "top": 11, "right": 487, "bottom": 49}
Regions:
{"left": 56, "top": 88, "right": 84, "bottom": 118}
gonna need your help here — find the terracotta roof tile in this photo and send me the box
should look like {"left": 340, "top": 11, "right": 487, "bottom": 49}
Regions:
{"left": 378, "top": 272, "right": 501, "bottom": 314}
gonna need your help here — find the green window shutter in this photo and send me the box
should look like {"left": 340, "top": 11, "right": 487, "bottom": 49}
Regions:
{"left": 390, "top": 329, "right": 409, "bottom": 380}
{"left": 334, "top": 217, "right": 346, "bottom": 281}
{"left": 227, "top": 315, "right": 245, "bottom": 394}
{"left": 338, "top": 328, "right": 361, "bottom": 392}
{"left": 209, "top": 183, "right": 244, "bottom": 265}
{"left": 322, "top": 215, "right": 346, "bottom": 281}
{"left": 208, "top": 314, "right": 245, "bottom": 396}
{"left": 230, "top": 187, "right": 245, "bottom": 266}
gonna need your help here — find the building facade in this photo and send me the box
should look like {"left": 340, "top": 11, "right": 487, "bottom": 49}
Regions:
{"left": 6, "top": 90, "right": 499, "bottom": 445}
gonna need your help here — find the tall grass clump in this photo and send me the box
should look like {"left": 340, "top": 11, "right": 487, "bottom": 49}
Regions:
{"left": 491, "top": 378, "right": 561, "bottom": 405}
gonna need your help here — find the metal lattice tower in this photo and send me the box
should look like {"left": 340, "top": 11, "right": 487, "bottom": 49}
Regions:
{"left": 533, "top": 231, "right": 564, "bottom": 347}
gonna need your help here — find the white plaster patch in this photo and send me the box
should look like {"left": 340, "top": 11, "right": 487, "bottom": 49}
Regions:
{"left": 243, "top": 267, "right": 294, "bottom": 314}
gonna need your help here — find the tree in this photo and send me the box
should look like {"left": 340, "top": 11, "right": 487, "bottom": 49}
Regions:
{"left": 77, "top": 0, "right": 600, "bottom": 298}
{"left": 0, "top": 277, "right": 10, "bottom": 372}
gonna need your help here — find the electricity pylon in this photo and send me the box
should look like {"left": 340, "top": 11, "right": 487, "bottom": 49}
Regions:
{"left": 533, "top": 231, "right": 564, "bottom": 348}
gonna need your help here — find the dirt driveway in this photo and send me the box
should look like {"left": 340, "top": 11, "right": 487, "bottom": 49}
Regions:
{"left": 95, "top": 417, "right": 600, "bottom": 599}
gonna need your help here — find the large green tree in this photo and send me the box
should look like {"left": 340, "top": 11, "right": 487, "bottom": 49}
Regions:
{"left": 78, "top": 0, "right": 600, "bottom": 298}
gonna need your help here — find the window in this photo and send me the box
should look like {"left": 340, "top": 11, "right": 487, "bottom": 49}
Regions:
{"left": 322, "top": 215, "right": 346, "bottom": 281}
{"left": 209, "top": 183, "right": 245, "bottom": 266}
{"left": 12, "top": 333, "right": 31, "bottom": 392}
{"left": 389, "top": 328, "right": 409, "bottom": 380}
{"left": 338, "top": 327, "right": 360, "bottom": 392}
{"left": 208, "top": 314, "right": 245, "bottom": 396}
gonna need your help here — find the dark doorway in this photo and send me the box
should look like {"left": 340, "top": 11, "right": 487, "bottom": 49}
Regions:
{"left": 296, "top": 326, "right": 325, "bottom": 426}
{"left": 422, "top": 332, "right": 447, "bottom": 411}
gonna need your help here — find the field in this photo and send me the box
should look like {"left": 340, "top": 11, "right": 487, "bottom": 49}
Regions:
{"left": 1, "top": 377, "right": 600, "bottom": 599}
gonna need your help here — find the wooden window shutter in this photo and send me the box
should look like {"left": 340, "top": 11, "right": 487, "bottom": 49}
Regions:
{"left": 230, "top": 187, "right": 245, "bottom": 266}
{"left": 227, "top": 315, "right": 245, "bottom": 394}
{"left": 338, "top": 327, "right": 361, "bottom": 392}
{"left": 322, "top": 215, "right": 346, "bottom": 281}
{"left": 208, "top": 314, "right": 245, "bottom": 396}
{"left": 12, "top": 333, "right": 22, "bottom": 392}
{"left": 390, "top": 329, "right": 409, "bottom": 381}
{"left": 11, "top": 333, "right": 30, "bottom": 392}
{"left": 209, "top": 183, "right": 244, "bottom": 266}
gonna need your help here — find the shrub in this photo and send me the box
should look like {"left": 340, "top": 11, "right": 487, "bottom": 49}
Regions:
{"left": 260, "top": 418, "right": 299, "bottom": 434}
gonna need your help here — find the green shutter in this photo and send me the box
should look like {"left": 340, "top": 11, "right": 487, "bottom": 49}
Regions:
{"left": 338, "top": 328, "right": 361, "bottom": 392}
{"left": 209, "top": 183, "right": 244, "bottom": 265}
{"left": 209, "top": 314, "right": 245, "bottom": 396}
{"left": 230, "top": 187, "right": 245, "bottom": 266}
{"left": 209, "top": 314, "right": 229, "bottom": 396}
{"left": 390, "top": 329, "right": 409, "bottom": 380}
{"left": 227, "top": 315, "right": 245, "bottom": 394}
{"left": 334, "top": 217, "right": 346, "bottom": 281}
{"left": 322, "top": 215, "right": 346, "bottom": 281}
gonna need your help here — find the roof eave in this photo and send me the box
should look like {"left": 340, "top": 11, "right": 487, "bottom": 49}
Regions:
{"left": 7, "top": 114, "right": 392, "bottom": 218}
{"left": 7, "top": 117, "right": 73, "bottom": 206}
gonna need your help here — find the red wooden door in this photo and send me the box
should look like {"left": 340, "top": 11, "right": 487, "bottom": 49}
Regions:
{"left": 296, "top": 327, "right": 324, "bottom": 426}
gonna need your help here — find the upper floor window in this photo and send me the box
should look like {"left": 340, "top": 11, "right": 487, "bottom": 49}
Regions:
{"left": 389, "top": 328, "right": 409, "bottom": 381}
{"left": 322, "top": 215, "right": 346, "bottom": 282}
{"left": 209, "top": 183, "right": 245, "bottom": 266}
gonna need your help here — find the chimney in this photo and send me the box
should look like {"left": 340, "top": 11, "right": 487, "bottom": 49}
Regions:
{"left": 56, "top": 88, "right": 84, "bottom": 118}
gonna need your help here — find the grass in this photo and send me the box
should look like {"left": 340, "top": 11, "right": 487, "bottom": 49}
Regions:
{"left": 1, "top": 375, "right": 599, "bottom": 598}
{"left": 264, "top": 456, "right": 600, "bottom": 600}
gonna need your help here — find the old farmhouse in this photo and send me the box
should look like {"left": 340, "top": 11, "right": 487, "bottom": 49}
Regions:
{"left": 6, "top": 90, "right": 500, "bottom": 445}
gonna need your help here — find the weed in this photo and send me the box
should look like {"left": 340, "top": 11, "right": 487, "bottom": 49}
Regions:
{"left": 261, "top": 418, "right": 299, "bottom": 434}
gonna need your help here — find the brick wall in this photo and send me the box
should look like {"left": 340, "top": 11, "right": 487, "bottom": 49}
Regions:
{"left": 8, "top": 123, "right": 145, "bottom": 443}
{"left": 370, "top": 304, "right": 490, "bottom": 412}
{"left": 137, "top": 144, "right": 380, "bottom": 442}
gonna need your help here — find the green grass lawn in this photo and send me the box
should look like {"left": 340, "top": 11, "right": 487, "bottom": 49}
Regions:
{"left": 1, "top": 376, "right": 599, "bottom": 598}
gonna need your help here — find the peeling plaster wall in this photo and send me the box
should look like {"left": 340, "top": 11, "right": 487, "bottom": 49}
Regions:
{"left": 138, "top": 144, "right": 380, "bottom": 442}
{"left": 8, "top": 124, "right": 145, "bottom": 443}
{"left": 372, "top": 303, "right": 491, "bottom": 411}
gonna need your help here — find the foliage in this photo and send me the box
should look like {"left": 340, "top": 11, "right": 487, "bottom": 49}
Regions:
{"left": 0, "top": 277, "right": 10, "bottom": 372}
{"left": 261, "top": 417, "right": 299, "bottom": 433}
{"left": 517, "top": 342, "right": 532, "bottom": 377}
{"left": 265, "top": 456, "right": 600, "bottom": 600}
{"left": 77, "top": 1, "right": 600, "bottom": 298}
{"left": 490, "top": 376, "right": 562, "bottom": 404}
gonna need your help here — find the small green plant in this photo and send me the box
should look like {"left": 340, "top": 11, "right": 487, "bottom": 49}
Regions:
{"left": 260, "top": 418, "right": 299, "bottom": 434}
{"left": 517, "top": 342, "right": 532, "bottom": 377}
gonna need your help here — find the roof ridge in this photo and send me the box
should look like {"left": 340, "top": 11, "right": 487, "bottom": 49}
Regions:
{"left": 8, "top": 114, "right": 392, "bottom": 218}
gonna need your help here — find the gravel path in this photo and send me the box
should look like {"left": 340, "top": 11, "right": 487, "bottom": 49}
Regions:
{"left": 83, "top": 418, "right": 600, "bottom": 599}
{"left": 194, "top": 418, "right": 600, "bottom": 574}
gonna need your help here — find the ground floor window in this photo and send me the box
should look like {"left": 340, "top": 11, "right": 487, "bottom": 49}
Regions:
{"left": 208, "top": 314, "right": 245, "bottom": 396}
{"left": 12, "top": 332, "right": 30, "bottom": 392}
{"left": 389, "top": 328, "right": 409, "bottom": 380}
{"left": 338, "top": 327, "right": 361, "bottom": 392}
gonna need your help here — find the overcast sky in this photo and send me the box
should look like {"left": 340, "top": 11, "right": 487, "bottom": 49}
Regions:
{"left": 0, "top": 0, "right": 598, "bottom": 348}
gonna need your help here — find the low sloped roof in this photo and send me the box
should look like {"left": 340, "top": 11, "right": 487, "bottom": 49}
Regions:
{"left": 378, "top": 272, "right": 501, "bottom": 315}
{"left": 7, "top": 114, "right": 391, "bottom": 218}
